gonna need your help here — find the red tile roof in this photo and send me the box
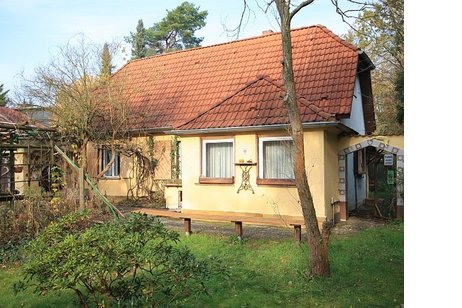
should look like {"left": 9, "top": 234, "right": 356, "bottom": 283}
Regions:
{"left": 179, "top": 76, "right": 334, "bottom": 130}
{"left": 111, "top": 25, "right": 372, "bottom": 131}
{"left": 0, "top": 107, "right": 34, "bottom": 126}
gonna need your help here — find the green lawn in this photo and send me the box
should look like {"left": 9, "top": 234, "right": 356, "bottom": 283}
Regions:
{"left": 0, "top": 222, "right": 403, "bottom": 307}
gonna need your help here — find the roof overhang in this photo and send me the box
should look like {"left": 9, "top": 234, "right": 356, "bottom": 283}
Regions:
{"left": 170, "top": 121, "right": 358, "bottom": 136}
{"left": 358, "top": 50, "right": 375, "bottom": 72}
{"left": 125, "top": 127, "right": 173, "bottom": 137}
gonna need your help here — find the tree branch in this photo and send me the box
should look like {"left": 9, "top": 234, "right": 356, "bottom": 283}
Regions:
{"left": 289, "top": 0, "right": 315, "bottom": 21}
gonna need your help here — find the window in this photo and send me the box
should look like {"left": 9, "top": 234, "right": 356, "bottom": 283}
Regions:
{"left": 101, "top": 148, "right": 120, "bottom": 178}
{"left": 258, "top": 137, "right": 294, "bottom": 183}
{"left": 201, "top": 139, "right": 234, "bottom": 182}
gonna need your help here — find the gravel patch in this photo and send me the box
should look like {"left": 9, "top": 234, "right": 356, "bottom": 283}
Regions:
{"left": 156, "top": 215, "right": 386, "bottom": 241}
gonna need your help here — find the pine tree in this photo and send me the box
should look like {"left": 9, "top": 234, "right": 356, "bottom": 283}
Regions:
{"left": 0, "top": 83, "right": 9, "bottom": 106}
{"left": 129, "top": 19, "right": 147, "bottom": 59}
{"left": 146, "top": 2, "right": 208, "bottom": 54}
{"left": 100, "top": 42, "right": 113, "bottom": 79}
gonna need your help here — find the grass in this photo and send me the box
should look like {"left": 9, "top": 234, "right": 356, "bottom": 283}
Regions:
{"left": 0, "top": 222, "right": 403, "bottom": 308}
{"left": 0, "top": 265, "right": 77, "bottom": 308}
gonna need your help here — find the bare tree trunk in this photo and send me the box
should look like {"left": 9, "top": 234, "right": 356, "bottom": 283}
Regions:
{"left": 275, "top": 0, "right": 330, "bottom": 277}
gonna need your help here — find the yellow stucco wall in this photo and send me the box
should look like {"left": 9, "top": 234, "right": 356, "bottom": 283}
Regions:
{"left": 180, "top": 129, "right": 335, "bottom": 220}
{"left": 97, "top": 135, "right": 174, "bottom": 197}
{"left": 323, "top": 131, "right": 340, "bottom": 220}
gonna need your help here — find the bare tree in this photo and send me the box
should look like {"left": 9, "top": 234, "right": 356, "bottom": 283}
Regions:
{"left": 273, "top": 0, "right": 332, "bottom": 278}
{"left": 232, "top": 0, "right": 331, "bottom": 277}
{"left": 19, "top": 35, "right": 132, "bottom": 205}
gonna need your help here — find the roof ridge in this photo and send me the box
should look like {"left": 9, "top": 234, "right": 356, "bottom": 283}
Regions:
{"left": 260, "top": 76, "right": 334, "bottom": 121}
{"left": 176, "top": 75, "right": 269, "bottom": 129}
{"left": 299, "top": 97, "right": 334, "bottom": 121}
{"left": 314, "top": 24, "right": 359, "bottom": 52}
{"left": 112, "top": 25, "right": 326, "bottom": 78}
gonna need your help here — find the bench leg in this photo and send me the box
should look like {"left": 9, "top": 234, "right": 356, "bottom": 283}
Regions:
{"left": 234, "top": 221, "right": 243, "bottom": 239}
{"left": 293, "top": 225, "right": 301, "bottom": 244}
{"left": 183, "top": 218, "right": 192, "bottom": 236}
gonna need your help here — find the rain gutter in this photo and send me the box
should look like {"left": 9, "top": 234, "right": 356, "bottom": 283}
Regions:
{"left": 170, "top": 121, "right": 356, "bottom": 135}
{"left": 126, "top": 127, "right": 173, "bottom": 136}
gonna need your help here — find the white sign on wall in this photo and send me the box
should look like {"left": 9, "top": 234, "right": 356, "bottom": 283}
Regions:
{"left": 384, "top": 154, "right": 394, "bottom": 166}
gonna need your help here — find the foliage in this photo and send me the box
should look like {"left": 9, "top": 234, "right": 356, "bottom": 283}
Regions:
{"left": 17, "top": 213, "right": 227, "bottom": 307}
{"left": 344, "top": 0, "right": 404, "bottom": 134}
{"left": 170, "top": 135, "right": 181, "bottom": 179}
{"left": 127, "top": 2, "right": 208, "bottom": 56}
{"left": 0, "top": 83, "right": 9, "bottom": 106}
{"left": 100, "top": 42, "right": 113, "bottom": 79}
{"left": 129, "top": 19, "right": 147, "bottom": 59}
{"left": 0, "top": 188, "right": 77, "bottom": 263}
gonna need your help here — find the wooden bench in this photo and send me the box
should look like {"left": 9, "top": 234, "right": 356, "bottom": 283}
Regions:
{"left": 143, "top": 208, "right": 303, "bottom": 243}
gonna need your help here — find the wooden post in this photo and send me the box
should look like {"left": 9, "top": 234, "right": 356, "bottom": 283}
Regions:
{"left": 182, "top": 218, "right": 191, "bottom": 236}
{"left": 396, "top": 206, "right": 404, "bottom": 220}
{"left": 233, "top": 221, "right": 243, "bottom": 239}
{"left": 9, "top": 136, "right": 15, "bottom": 208}
{"left": 79, "top": 167, "right": 85, "bottom": 210}
{"left": 338, "top": 201, "right": 348, "bottom": 221}
{"left": 291, "top": 224, "right": 302, "bottom": 244}
{"left": 27, "top": 145, "right": 31, "bottom": 187}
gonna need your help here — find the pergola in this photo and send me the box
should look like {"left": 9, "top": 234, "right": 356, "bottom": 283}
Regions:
{"left": 0, "top": 121, "right": 56, "bottom": 204}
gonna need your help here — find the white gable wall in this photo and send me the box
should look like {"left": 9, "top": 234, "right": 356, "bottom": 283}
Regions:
{"left": 341, "top": 77, "right": 366, "bottom": 135}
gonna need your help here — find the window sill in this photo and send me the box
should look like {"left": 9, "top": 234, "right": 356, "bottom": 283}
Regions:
{"left": 256, "top": 178, "right": 295, "bottom": 186}
{"left": 101, "top": 176, "right": 121, "bottom": 180}
{"left": 199, "top": 177, "right": 234, "bottom": 184}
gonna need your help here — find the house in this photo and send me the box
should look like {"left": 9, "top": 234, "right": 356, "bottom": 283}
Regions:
{"left": 97, "top": 25, "right": 404, "bottom": 222}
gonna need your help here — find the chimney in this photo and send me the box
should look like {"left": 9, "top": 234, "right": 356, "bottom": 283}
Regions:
{"left": 262, "top": 30, "right": 274, "bottom": 35}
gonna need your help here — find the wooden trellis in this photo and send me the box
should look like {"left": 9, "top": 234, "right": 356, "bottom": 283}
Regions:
{"left": 0, "top": 122, "right": 56, "bottom": 205}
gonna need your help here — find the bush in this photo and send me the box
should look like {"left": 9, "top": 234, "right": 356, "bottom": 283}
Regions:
{"left": 17, "top": 212, "right": 227, "bottom": 307}
{"left": 0, "top": 188, "right": 79, "bottom": 264}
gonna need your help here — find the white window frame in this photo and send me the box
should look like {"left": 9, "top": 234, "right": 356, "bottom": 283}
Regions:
{"left": 201, "top": 139, "right": 234, "bottom": 178}
{"left": 101, "top": 148, "right": 120, "bottom": 178}
{"left": 258, "top": 136, "right": 294, "bottom": 180}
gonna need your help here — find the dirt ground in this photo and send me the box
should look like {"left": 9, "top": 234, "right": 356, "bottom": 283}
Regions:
{"left": 155, "top": 215, "right": 387, "bottom": 241}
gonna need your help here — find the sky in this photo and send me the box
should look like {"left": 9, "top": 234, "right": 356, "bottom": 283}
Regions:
{"left": 0, "top": 0, "right": 358, "bottom": 97}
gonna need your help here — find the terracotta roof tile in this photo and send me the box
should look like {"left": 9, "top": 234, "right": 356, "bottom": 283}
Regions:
{"left": 178, "top": 76, "right": 334, "bottom": 130}
{"left": 110, "top": 25, "right": 370, "bottom": 131}
{"left": 0, "top": 107, "right": 39, "bottom": 126}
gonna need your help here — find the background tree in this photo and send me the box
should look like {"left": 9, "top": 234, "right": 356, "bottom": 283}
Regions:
{"left": 0, "top": 83, "right": 9, "bottom": 106}
{"left": 100, "top": 42, "right": 114, "bottom": 79}
{"left": 340, "top": 0, "right": 404, "bottom": 134}
{"left": 126, "top": 2, "right": 208, "bottom": 56}
{"left": 127, "top": 19, "right": 147, "bottom": 59}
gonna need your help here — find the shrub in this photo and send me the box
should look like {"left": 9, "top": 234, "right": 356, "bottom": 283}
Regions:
{"left": 0, "top": 188, "right": 78, "bottom": 263}
{"left": 17, "top": 212, "right": 227, "bottom": 307}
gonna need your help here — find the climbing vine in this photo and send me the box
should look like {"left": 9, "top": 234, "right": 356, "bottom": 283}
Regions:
{"left": 170, "top": 136, "right": 181, "bottom": 180}
{"left": 125, "top": 137, "right": 166, "bottom": 206}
